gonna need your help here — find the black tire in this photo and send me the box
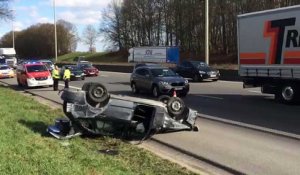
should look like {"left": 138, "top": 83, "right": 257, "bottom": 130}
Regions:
{"left": 131, "top": 82, "right": 139, "bottom": 94}
{"left": 86, "top": 83, "right": 110, "bottom": 104}
{"left": 152, "top": 85, "right": 160, "bottom": 97}
{"left": 167, "top": 97, "right": 186, "bottom": 117}
{"left": 277, "top": 85, "right": 297, "bottom": 104}
{"left": 158, "top": 95, "right": 171, "bottom": 104}
{"left": 193, "top": 74, "right": 201, "bottom": 82}
{"left": 81, "top": 76, "right": 85, "bottom": 80}
{"left": 212, "top": 79, "right": 218, "bottom": 82}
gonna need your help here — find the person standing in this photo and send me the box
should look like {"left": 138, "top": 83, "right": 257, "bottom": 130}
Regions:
{"left": 63, "top": 67, "right": 71, "bottom": 88}
{"left": 52, "top": 65, "right": 60, "bottom": 91}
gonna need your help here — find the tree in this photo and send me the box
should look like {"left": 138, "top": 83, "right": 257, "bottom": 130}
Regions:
{"left": 0, "top": 0, "right": 12, "bottom": 20}
{"left": 82, "top": 25, "right": 99, "bottom": 52}
{"left": 57, "top": 19, "right": 79, "bottom": 52}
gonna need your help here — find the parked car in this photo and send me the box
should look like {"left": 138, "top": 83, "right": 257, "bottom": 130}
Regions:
{"left": 60, "top": 65, "right": 85, "bottom": 81}
{"left": 16, "top": 62, "right": 53, "bottom": 87}
{"left": 0, "top": 64, "right": 15, "bottom": 78}
{"left": 48, "top": 82, "right": 198, "bottom": 140}
{"left": 130, "top": 65, "right": 189, "bottom": 97}
{"left": 175, "top": 61, "right": 220, "bottom": 82}
{"left": 78, "top": 62, "right": 99, "bottom": 76}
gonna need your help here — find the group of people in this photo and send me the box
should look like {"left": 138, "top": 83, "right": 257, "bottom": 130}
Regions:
{"left": 51, "top": 65, "right": 71, "bottom": 91}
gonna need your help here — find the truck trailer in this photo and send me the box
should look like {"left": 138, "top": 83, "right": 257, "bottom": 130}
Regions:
{"left": 0, "top": 48, "right": 17, "bottom": 68}
{"left": 238, "top": 5, "right": 300, "bottom": 103}
{"left": 128, "top": 47, "right": 179, "bottom": 64}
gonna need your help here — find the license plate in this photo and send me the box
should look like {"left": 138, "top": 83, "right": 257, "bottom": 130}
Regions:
{"left": 66, "top": 103, "right": 73, "bottom": 112}
{"left": 210, "top": 74, "right": 216, "bottom": 78}
{"left": 175, "top": 87, "right": 183, "bottom": 90}
{"left": 89, "top": 72, "right": 95, "bottom": 74}
{"left": 76, "top": 75, "right": 81, "bottom": 77}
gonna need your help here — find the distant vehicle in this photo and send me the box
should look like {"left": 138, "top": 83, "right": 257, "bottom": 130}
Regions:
{"left": 0, "top": 64, "right": 15, "bottom": 79}
{"left": 128, "top": 47, "right": 179, "bottom": 64}
{"left": 238, "top": 5, "right": 300, "bottom": 103}
{"left": 130, "top": 66, "right": 189, "bottom": 97}
{"left": 174, "top": 61, "right": 220, "bottom": 82}
{"left": 77, "top": 62, "right": 99, "bottom": 76}
{"left": 16, "top": 62, "right": 53, "bottom": 87}
{"left": 0, "top": 48, "right": 18, "bottom": 68}
{"left": 38, "top": 60, "right": 54, "bottom": 71}
{"left": 60, "top": 65, "right": 85, "bottom": 81}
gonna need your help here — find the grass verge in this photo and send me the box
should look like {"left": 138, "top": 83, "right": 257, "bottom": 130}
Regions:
{"left": 0, "top": 85, "right": 197, "bottom": 175}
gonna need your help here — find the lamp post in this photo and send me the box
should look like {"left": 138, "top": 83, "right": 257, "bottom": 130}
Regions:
{"left": 12, "top": 9, "right": 15, "bottom": 49}
{"left": 53, "top": 0, "right": 58, "bottom": 62}
{"left": 205, "top": 0, "right": 209, "bottom": 65}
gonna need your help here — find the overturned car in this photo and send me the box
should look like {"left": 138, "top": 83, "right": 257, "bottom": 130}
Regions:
{"left": 48, "top": 82, "right": 198, "bottom": 140}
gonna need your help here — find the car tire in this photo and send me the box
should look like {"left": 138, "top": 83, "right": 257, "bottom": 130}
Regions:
{"left": 212, "top": 79, "right": 218, "bottom": 82}
{"left": 152, "top": 85, "right": 160, "bottom": 97}
{"left": 86, "top": 83, "right": 110, "bottom": 104}
{"left": 193, "top": 74, "right": 201, "bottom": 82}
{"left": 167, "top": 97, "right": 186, "bottom": 117}
{"left": 158, "top": 95, "right": 171, "bottom": 104}
{"left": 81, "top": 76, "right": 85, "bottom": 80}
{"left": 131, "top": 82, "right": 139, "bottom": 94}
{"left": 277, "top": 85, "right": 297, "bottom": 104}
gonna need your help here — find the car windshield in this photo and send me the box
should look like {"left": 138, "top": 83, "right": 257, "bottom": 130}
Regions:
{"left": 68, "top": 66, "right": 80, "bottom": 71}
{"left": 151, "top": 68, "right": 176, "bottom": 77}
{"left": 0, "top": 66, "right": 10, "bottom": 70}
{"left": 191, "top": 61, "right": 208, "bottom": 68}
{"left": 26, "top": 65, "right": 48, "bottom": 72}
{"left": 80, "top": 64, "right": 93, "bottom": 68}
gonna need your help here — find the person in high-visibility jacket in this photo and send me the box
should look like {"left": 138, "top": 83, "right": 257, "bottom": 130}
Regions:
{"left": 63, "top": 67, "right": 71, "bottom": 89}
{"left": 52, "top": 65, "right": 60, "bottom": 91}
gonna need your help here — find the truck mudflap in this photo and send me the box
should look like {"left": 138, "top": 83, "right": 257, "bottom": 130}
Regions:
{"left": 48, "top": 83, "right": 198, "bottom": 141}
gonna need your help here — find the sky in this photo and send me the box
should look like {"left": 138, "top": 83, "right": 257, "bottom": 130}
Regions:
{"left": 0, "top": 0, "right": 112, "bottom": 52}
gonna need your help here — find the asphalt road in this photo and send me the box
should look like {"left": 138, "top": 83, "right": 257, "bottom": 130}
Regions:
{"left": 2, "top": 71, "right": 300, "bottom": 175}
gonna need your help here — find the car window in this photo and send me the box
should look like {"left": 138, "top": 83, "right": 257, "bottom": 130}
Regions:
{"left": 181, "top": 62, "right": 190, "bottom": 67}
{"left": 26, "top": 65, "right": 48, "bottom": 73}
{"left": 135, "top": 68, "right": 145, "bottom": 76}
{"left": 150, "top": 68, "right": 176, "bottom": 77}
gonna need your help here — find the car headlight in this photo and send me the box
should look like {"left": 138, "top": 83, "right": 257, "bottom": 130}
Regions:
{"left": 28, "top": 77, "right": 35, "bottom": 81}
{"left": 199, "top": 71, "right": 206, "bottom": 74}
{"left": 159, "top": 81, "right": 170, "bottom": 87}
{"left": 185, "top": 79, "right": 189, "bottom": 84}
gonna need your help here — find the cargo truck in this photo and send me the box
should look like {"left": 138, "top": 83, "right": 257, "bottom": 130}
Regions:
{"left": 0, "top": 48, "right": 17, "bottom": 68}
{"left": 128, "top": 47, "right": 179, "bottom": 64}
{"left": 238, "top": 5, "right": 300, "bottom": 103}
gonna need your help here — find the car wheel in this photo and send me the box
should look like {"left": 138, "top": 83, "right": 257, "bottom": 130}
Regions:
{"left": 278, "top": 85, "right": 297, "bottom": 104}
{"left": 131, "top": 82, "right": 139, "bottom": 94}
{"left": 86, "top": 83, "right": 110, "bottom": 104}
{"left": 152, "top": 85, "right": 160, "bottom": 97}
{"left": 158, "top": 95, "right": 171, "bottom": 104}
{"left": 167, "top": 97, "right": 186, "bottom": 117}
{"left": 193, "top": 74, "right": 201, "bottom": 82}
{"left": 81, "top": 76, "right": 85, "bottom": 80}
{"left": 212, "top": 79, "right": 218, "bottom": 82}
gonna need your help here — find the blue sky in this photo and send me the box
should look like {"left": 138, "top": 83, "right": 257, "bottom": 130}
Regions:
{"left": 0, "top": 0, "right": 112, "bottom": 52}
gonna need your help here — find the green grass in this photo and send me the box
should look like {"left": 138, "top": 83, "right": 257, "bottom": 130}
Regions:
{"left": 0, "top": 86, "right": 197, "bottom": 175}
{"left": 57, "top": 51, "right": 127, "bottom": 63}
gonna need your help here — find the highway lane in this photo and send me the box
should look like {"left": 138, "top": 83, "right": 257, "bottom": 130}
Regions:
{"left": 1, "top": 72, "right": 300, "bottom": 175}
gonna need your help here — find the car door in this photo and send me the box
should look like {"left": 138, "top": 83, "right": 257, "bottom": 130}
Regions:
{"left": 185, "top": 62, "right": 195, "bottom": 78}
{"left": 133, "top": 68, "right": 145, "bottom": 91}
{"left": 179, "top": 61, "right": 192, "bottom": 78}
{"left": 142, "top": 69, "right": 153, "bottom": 92}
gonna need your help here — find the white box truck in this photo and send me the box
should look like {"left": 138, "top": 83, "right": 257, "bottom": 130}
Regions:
{"left": 128, "top": 47, "right": 179, "bottom": 64}
{"left": 0, "top": 48, "right": 17, "bottom": 68}
{"left": 238, "top": 5, "right": 300, "bottom": 103}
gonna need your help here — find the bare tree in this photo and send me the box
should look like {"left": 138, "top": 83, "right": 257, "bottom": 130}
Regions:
{"left": 57, "top": 19, "right": 79, "bottom": 52}
{"left": 82, "top": 25, "right": 99, "bottom": 52}
{"left": 0, "top": 0, "right": 12, "bottom": 20}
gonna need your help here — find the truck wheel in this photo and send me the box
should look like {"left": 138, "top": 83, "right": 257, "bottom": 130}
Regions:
{"left": 278, "top": 85, "right": 297, "bottom": 104}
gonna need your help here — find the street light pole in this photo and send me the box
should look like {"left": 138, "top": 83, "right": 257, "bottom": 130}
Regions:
{"left": 12, "top": 20, "right": 14, "bottom": 49}
{"left": 53, "top": 0, "right": 58, "bottom": 62}
{"left": 205, "top": 0, "right": 209, "bottom": 65}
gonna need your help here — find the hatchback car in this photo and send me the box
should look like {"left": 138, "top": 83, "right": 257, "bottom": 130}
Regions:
{"left": 60, "top": 65, "right": 85, "bottom": 81}
{"left": 175, "top": 61, "right": 220, "bottom": 82}
{"left": 130, "top": 66, "right": 189, "bottom": 97}
{"left": 16, "top": 63, "right": 53, "bottom": 87}
{"left": 0, "top": 64, "right": 15, "bottom": 78}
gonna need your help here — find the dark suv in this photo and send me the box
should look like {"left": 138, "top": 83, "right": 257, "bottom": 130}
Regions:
{"left": 130, "top": 66, "right": 189, "bottom": 97}
{"left": 175, "top": 61, "right": 220, "bottom": 82}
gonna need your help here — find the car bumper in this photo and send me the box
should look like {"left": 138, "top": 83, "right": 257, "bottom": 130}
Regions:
{"left": 27, "top": 78, "right": 53, "bottom": 87}
{"left": 158, "top": 85, "right": 189, "bottom": 96}
{"left": 85, "top": 72, "right": 99, "bottom": 76}
{"left": 200, "top": 74, "right": 220, "bottom": 79}
{"left": 71, "top": 75, "right": 84, "bottom": 80}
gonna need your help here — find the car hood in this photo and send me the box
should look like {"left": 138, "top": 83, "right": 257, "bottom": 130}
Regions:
{"left": 71, "top": 70, "right": 83, "bottom": 75}
{"left": 28, "top": 71, "right": 50, "bottom": 77}
{"left": 155, "top": 76, "right": 185, "bottom": 83}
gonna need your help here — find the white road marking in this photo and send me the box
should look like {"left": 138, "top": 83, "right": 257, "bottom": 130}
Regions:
{"left": 218, "top": 80, "right": 242, "bottom": 84}
{"left": 197, "top": 95, "right": 223, "bottom": 100}
{"left": 100, "top": 75, "right": 108, "bottom": 77}
{"left": 101, "top": 71, "right": 130, "bottom": 75}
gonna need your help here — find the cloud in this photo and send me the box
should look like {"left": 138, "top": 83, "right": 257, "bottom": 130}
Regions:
{"left": 13, "top": 21, "right": 24, "bottom": 31}
{"left": 58, "top": 10, "right": 101, "bottom": 25}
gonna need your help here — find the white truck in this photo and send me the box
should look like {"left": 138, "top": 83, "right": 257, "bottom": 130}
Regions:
{"left": 0, "top": 48, "right": 18, "bottom": 68}
{"left": 128, "top": 47, "right": 179, "bottom": 64}
{"left": 238, "top": 5, "right": 300, "bottom": 103}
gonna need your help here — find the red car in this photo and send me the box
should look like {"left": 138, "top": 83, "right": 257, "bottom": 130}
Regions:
{"left": 78, "top": 62, "right": 99, "bottom": 76}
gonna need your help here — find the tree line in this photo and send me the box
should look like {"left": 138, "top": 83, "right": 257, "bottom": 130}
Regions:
{"left": 100, "top": 0, "right": 300, "bottom": 62}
